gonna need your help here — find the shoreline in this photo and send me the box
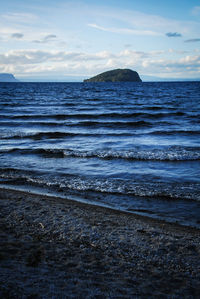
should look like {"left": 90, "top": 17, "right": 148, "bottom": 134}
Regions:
{"left": 0, "top": 187, "right": 200, "bottom": 298}
{"left": 1, "top": 184, "right": 199, "bottom": 231}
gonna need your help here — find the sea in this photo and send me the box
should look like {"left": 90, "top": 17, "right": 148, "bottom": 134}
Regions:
{"left": 0, "top": 81, "right": 200, "bottom": 228}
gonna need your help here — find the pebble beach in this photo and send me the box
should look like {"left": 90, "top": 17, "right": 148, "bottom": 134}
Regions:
{"left": 0, "top": 187, "right": 200, "bottom": 298}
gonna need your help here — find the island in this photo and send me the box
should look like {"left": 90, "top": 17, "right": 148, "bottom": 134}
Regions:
{"left": 0, "top": 73, "right": 19, "bottom": 82}
{"left": 84, "top": 69, "right": 142, "bottom": 82}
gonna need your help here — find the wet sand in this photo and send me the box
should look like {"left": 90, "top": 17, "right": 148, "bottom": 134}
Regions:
{"left": 0, "top": 187, "right": 200, "bottom": 298}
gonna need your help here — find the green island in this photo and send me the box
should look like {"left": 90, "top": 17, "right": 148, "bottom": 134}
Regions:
{"left": 84, "top": 68, "right": 142, "bottom": 82}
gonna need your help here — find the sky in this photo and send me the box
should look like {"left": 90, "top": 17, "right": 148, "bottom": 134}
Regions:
{"left": 0, "top": 0, "right": 200, "bottom": 81}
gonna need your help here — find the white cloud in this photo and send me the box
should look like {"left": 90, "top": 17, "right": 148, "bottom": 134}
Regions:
{"left": 0, "top": 49, "right": 114, "bottom": 65}
{"left": 168, "top": 49, "right": 189, "bottom": 54}
{"left": 91, "top": 7, "right": 200, "bottom": 36}
{"left": 1, "top": 3, "right": 200, "bottom": 52}
{"left": 0, "top": 48, "right": 199, "bottom": 79}
{"left": 0, "top": 26, "right": 18, "bottom": 36}
{"left": 179, "top": 55, "right": 200, "bottom": 65}
{"left": 138, "top": 55, "right": 200, "bottom": 77}
{"left": 88, "top": 23, "right": 161, "bottom": 36}
{"left": 0, "top": 12, "right": 40, "bottom": 42}
{"left": 2, "top": 12, "right": 38, "bottom": 23}
{"left": 0, "top": 2, "right": 200, "bottom": 80}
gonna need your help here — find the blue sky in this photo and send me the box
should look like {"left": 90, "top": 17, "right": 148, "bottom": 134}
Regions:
{"left": 0, "top": 0, "right": 200, "bottom": 81}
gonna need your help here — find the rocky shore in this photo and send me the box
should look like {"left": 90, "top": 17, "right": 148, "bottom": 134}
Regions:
{"left": 0, "top": 187, "right": 200, "bottom": 298}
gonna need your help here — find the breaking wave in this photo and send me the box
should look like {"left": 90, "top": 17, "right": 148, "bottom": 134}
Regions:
{"left": 1, "top": 147, "right": 200, "bottom": 161}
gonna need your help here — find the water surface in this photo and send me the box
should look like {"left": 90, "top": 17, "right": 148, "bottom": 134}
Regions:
{"left": 0, "top": 81, "right": 200, "bottom": 227}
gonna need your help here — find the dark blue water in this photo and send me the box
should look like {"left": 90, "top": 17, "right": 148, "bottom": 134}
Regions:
{"left": 0, "top": 82, "right": 200, "bottom": 227}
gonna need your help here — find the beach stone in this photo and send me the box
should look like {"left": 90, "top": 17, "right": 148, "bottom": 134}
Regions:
{"left": 1, "top": 188, "right": 200, "bottom": 298}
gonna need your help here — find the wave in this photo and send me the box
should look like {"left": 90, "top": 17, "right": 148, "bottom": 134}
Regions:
{"left": 1, "top": 147, "right": 200, "bottom": 161}
{"left": 0, "top": 131, "right": 133, "bottom": 140}
{"left": 3, "top": 132, "right": 76, "bottom": 140}
{"left": 0, "top": 121, "right": 63, "bottom": 127}
{"left": 0, "top": 119, "right": 172, "bottom": 129}
{"left": 74, "top": 120, "right": 153, "bottom": 128}
{"left": 0, "top": 111, "right": 189, "bottom": 121}
{"left": 1, "top": 127, "right": 200, "bottom": 140}
{"left": 0, "top": 167, "right": 199, "bottom": 201}
{"left": 152, "top": 130, "right": 200, "bottom": 136}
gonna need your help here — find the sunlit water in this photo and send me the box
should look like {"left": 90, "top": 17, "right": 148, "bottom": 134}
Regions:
{"left": 0, "top": 82, "right": 200, "bottom": 227}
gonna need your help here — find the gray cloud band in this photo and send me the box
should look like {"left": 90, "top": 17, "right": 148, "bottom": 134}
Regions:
{"left": 184, "top": 38, "right": 200, "bottom": 43}
{"left": 166, "top": 32, "right": 182, "bottom": 37}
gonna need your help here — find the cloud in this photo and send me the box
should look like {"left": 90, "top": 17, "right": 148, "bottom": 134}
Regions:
{"left": 138, "top": 55, "right": 200, "bottom": 75}
{"left": 124, "top": 44, "right": 132, "bottom": 48}
{"left": 191, "top": 6, "right": 200, "bottom": 16}
{"left": 166, "top": 32, "right": 182, "bottom": 37}
{"left": 0, "top": 12, "right": 40, "bottom": 42}
{"left": 2, "top": 12, "right": 38, "bottom": 24}
{"left": 88, "top": 23, "right": 161, "bottom": 36}
{"left": 184, "top": 38, "right": 200, "bottom": 43}
{"left": 0, "top": 49, "right": 159, "bottom": 71}
{"left": 168, "top": 49, "right": 189, "bottom": 55}
{"left": 90, "top": 6, "right": 200, "bottom": 37}
{"left": 11, "top": 33, "right": 24, "bottom": 39}
{"left": 0, "top": 49, "right": 114, "bottom": 65}
{"left": 32, "top": 34, "right": 57, "bottom": 44}
{"left": 0, "top": 49, "right": 199, "bottom": 79}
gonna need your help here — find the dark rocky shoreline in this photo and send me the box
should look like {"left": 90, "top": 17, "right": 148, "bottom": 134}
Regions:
{"left": 0, "top": 187, "right": 200, "bottom": 298}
